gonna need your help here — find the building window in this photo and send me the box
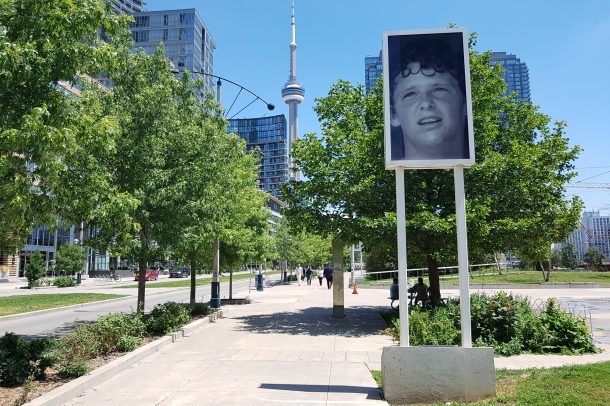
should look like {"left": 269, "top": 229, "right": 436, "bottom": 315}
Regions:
{"left": 163, "top": 29, "right": 168, "bottom": 42}
{"left": 133, "top": 16, "right": 149, "bottom": 28}
{"left": 131, "top": 31, "right": 149, "bottom": 43}
{"left": 164, "top": 14, "right": 169, "bottom": 26}
{"left": 179, "top": 13, "right": 194, "bottom": 26}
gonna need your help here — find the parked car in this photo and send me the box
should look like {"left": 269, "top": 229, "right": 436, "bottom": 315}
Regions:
{"left": 169, "top": 267, "right": 190, "bottom": 278}
{"left": 134, "top": 268, "right": 159, "bottom": 281}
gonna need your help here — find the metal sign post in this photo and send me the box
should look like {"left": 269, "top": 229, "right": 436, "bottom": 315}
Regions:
{"left": 396, "top": 169, "right": 409, "bottom": 347}
{"left": 454, "top": 166, "right": 472, "bottom": 347}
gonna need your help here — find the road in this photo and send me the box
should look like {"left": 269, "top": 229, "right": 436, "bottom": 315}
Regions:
{"left": 0, "top": 278, "right": 255, "bottom": 339}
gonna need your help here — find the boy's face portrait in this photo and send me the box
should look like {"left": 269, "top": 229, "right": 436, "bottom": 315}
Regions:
{"left": 391, "top": 62, "right": 466, "bottom": 156}
{"left": 384, "top": 30, "right": 474, "bottom": 167}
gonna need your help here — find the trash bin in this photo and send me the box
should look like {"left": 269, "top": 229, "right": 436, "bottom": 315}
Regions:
{"left": 256, "top": 272, "right": 264, "bottom": 291}
{"left": 76, "top": 272, "right": 82, "bottom": 285}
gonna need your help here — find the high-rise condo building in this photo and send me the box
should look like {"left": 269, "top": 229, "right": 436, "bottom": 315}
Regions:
{"left": 228, "top": 115, "right": 290, "bottom": 199}
{"left": 561, "top": 211, "right": 610, "bottom": 262}
{"left": 365, "top": 51, "right": 383, "bottom": 94}
{"left": 490, "top": 52, "right": 531, "bottom": 103}
{"left": 130, "top": 9, "right": 216, "bottom": 96}
{"left": 108, "top": 0, "right": 146, "bottom": 15}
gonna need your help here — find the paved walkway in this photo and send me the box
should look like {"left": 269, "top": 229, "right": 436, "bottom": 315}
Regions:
{"left": 22, "top": 277, "right": 610, "bottom": 405}
{"left": 64, "top": 280, "right": 392, "bottom": 406}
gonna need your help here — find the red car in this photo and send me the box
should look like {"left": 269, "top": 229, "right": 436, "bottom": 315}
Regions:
{"left": 134, "top": 268, "right": 159, "bottom": 281}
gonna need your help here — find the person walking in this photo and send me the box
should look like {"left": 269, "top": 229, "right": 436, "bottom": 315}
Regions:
{"left": 317, "top": 266, "right": 324, "bottom": 286}
{"left": 305, "top": 265, "right": 313, "bottom": 285}
{"left": 295, "top": 264, "right": 303, "bottom": 286}
{"left": 323, "top": 264, "right": 333, "bottom": 289}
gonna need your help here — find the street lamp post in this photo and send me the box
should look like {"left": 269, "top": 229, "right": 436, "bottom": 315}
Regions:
{"left": 172, "top": 69, "right": 274, "bottom": 309}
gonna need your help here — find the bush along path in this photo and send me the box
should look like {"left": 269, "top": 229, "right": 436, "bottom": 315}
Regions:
{"left": 0, "top": 302, "right": 214, "bottom": 405}
{"left": 382, "top": 291, "right": 598, "bottom": 356}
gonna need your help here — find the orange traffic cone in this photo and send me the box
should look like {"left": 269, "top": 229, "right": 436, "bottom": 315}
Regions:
{"left": 352, "top": 283, "right": 358, "bottom": 294}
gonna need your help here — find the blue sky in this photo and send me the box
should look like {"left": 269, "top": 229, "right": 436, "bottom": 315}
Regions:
{"left": 147, "top": 0, "right": 610, "bottom": 213}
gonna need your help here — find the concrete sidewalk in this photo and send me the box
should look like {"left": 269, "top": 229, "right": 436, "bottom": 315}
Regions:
{"left": 32, "top": 276, "right": 610, "bottom": 405}
{"left": 63, "top": 279, "right": 392, "bottom": 406}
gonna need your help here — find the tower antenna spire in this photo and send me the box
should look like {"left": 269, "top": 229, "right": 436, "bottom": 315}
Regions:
{"left": 282, "top": 0, "right": 305, "bottom": 181}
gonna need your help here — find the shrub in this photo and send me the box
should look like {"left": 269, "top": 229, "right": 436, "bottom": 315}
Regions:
{"left": 54, "top": 324, "right": 100, "bottom": 362}
{"left": 470, "top": 291, "right": 533, "bottom": 353}
{"left": 536, "top": 299, "right": 597, "bottom": 354}
{"left": 116, "top": 335, "right": 141, "bottom": 352}
{"left": 409, "top": 304, "right": 461, "bottom": 346}
{"left": 53, "top": 276, "right": 76, "bottom": 288}
{"left": 144, "top": 302, "right": 191, "bottom": 336}
{"left": 190, "top": 302, "right": 211, "bottom": 317}
{"left": 383, "top": 292, "right": 597, "bottom": 356}
{"left": 54, "top": 244, "right": 85, "bottom": 276}
{"left": 24, "top": 251, "right": 46, "bottom": 289}
{"left": 0, "top": 333, "right": 55, "bottom": 387}
{"left": 90, "top": 313, "right": 145, "bottom": 354}
{"left": 57, "top": 357, "right": 90, "bottom": 379}
{"left": 55, "top": 313, "right": 145, "bottom": 361}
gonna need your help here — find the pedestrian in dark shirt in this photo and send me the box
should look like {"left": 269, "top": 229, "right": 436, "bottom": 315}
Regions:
{"left": 305, "top": 265, "right": 313, "bottom": 285}
{"left": 323, "top": 264, "right": 333, "bottom": 289}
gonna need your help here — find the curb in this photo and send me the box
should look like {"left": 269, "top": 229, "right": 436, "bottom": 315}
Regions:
{"left": 25, "top": 309, "right": 223, "bottom": 406}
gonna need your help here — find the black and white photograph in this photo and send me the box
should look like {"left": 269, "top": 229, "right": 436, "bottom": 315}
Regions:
{"left": 383, "top": 29, "right": 475, "bottom": 168}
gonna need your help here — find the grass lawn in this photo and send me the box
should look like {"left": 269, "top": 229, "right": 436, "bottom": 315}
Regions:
{"left": 445, "top": 270, "right": 610, "bottom": 285}
{"left": 116, "top": 270, "right": 283, "bottom": 289}
{"left": 362, "top": 270, "right": 610, "bottom": 287}
{"left": 0, "top": 293, "right": 127, "bottom": 317}
{"left": 372, "top": 361, "right": 610, "bottom": 405}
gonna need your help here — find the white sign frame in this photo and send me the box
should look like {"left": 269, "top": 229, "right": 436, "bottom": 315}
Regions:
{"left": 383, "top": 28, "right": 475, "bottom": 169}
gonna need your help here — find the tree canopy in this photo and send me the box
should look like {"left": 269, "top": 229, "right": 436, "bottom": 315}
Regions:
{"left": 283, "top": 33, "right": 582, "bottom": 300}
{"left": 0, "top": 0, "right": 128, "bottom": 252}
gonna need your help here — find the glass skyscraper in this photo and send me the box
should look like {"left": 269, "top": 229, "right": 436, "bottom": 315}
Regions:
{"left": 364, "top": 51, "right": 383, "bottom": 94}
{"left": 130, "top": 9, "right": 216, "bottom": 95}
{"left": 490, "top": 52, "right": 531, "bottom": 103}
{"left": 228, "top": 115, "right": 289, "bottom": 199}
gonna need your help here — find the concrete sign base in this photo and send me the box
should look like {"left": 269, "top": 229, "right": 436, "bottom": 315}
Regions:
{"left": 381, "top": 346, "right": 496, "bottom": 404}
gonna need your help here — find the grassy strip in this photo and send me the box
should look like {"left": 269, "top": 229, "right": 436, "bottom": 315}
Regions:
{"left": 446, "top": 270, "right": 610, "bottom": 285}
{"left": 372, "top": 361, "right": 610, "bottom": 405}
{"left": 0, "top": 293, "right": 127, "bottom": 317}
{"left": 361, "top": 270, "right": 610, "bottom": 286}
{"left": 116, "top": 270, "right": 283, "bottom": 289}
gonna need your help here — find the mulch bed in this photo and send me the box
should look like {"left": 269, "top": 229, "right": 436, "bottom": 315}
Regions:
{"left": 0, "top": 338, "right": 155, "bottom": 406}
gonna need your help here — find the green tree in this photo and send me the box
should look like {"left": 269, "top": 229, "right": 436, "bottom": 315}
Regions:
{"left": 283, "top": 33, "right": 582, "bottom": 302}
{"left": 0, "top": 0, "right": 127, "bottom": 252}
{"left": 269, "top": 216, "right": 297, "bottom": 274}
{"left": 561, "top": 242, "right": 578, "bottom": 270}
{"left": 583, "top": 246, "right": 605, "bottom": 271}
{"left": 286, "top": 230, "right": 331, "bottom": 267}
{"left": 25, "top": 251, "right": 46, "bottom": 288}
{"left": 55, "top": 243, "right": 85, "bottom": 276}
{"left": 65, "top": 45, "right": 210, "bottom": 313}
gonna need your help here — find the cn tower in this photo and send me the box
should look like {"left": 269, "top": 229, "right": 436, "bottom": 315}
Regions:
{"left": 281, "top": 0, "right": 305, "bottom": 181}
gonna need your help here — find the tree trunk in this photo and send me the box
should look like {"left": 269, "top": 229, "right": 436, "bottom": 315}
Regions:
{"left": 137, "top": 258, "right": 147, "bottom": 314}
{"left": 189, "top": 257, "right": 196, "bottom": 308}
{"left": 136, "top": 228, "right": 149, "bottom": 314}
{"left": 427, "top": 255, "right": 441, "bottom": 305}
{"left": 494, "top": 252, "right": 502, "bottom": 275}
{"left": 539, "top": 260, "right": 550, "bottom": 282}
{"left": 229, "top": 269, "right": 233, "bottom": 300}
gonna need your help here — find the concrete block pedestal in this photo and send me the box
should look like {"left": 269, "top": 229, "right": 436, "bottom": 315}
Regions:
{"left": 381, "top": 346, "right": 496, "bottom": 404}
